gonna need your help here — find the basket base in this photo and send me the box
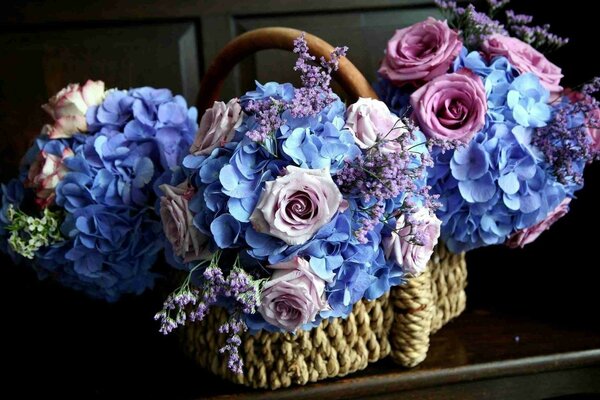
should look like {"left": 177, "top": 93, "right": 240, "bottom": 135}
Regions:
{"left": 390, "top": 244, "right": 467, "bottom": 367}
{"left": 183, "top": 294, "right": 393, "bottom": 389}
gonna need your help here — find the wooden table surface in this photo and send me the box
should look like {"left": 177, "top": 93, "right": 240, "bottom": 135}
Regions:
{"left": 3, "top": 250, "right": 600, "bottom": 399}
{"left": 200, "top": 308, "right": 600, "bottom": 400}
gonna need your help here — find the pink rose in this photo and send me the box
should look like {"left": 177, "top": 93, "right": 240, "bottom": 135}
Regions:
{"left": 190, "top": 99, "right": 242, "bottom": 155}
{"left": 259, "top": 257, "right": 327, "bottom": 331}
{"left": 506, "top": 198, "right": 571, "bottom": 248}
{"left": 160, "top": 183, "right": 210, "bottom": 262}
{"left": 482, "top": 34, "right": 563, "bottom": 98}
{"left": 410, "top": 70, "right": 487, "bottom": 143}
{"left": 42, "top": 80, "right": 105, "bottom": 139}
{"left": 344, "top": 98, "right": 407, "bottom": 153}
{"left": 250, "top": 166, "right": 345, "bottom": 246}
{"left": 26, "top": 147, "right": 74, "bottom": 208}
{"left": 379, "top": 18, "right": 462, "bottom": 86}
{"left": 382, "top": 209, "right": 441, "bottom": 276}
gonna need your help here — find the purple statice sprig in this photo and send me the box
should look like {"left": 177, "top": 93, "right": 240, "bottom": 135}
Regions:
{"left": 436, "top": 0, "right": 569, "bottom": 52}
{"left": 533, "top": 80, "right": 600, "bottom": 185}
{"left": 337, "top": 121, "right": 439, "bottom": 243}
{"left": 436, "top": 1, "right": 507, "bottom": 48}
{"left": 244, "top": 98, "right": 286, "bottom": 145}
{"left": 242, "top": 33, "right": 347, "bottom": 143}
{"left": 289, "top": 33, "right": 348, "bottom": 119}
{"left": 154, "top": 252, "right": 266, "bottom": 374}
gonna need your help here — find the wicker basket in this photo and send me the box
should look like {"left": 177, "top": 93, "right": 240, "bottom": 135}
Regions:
{"left": 186, "top": 27, "right": 468, "bottom": 389}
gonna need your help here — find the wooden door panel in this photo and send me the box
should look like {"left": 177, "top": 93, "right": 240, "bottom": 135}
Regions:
{"left": 0, "top": 22, "right": 199, "bottom": 178}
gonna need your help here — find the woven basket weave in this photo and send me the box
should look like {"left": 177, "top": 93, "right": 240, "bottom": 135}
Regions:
{"left": 186, "top": 27, "right": 468, "bottom": 389}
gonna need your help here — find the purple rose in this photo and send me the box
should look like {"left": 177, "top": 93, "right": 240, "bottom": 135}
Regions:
{"left": 258, "top": 257, "right": 327, "bottom": 331}
{"left": 190, "top": 99, "right": 242, "bottom": 155}
{"left": 383, "top": 209, "right": 441, "bottom": 276}
{"left": 482, "top": 34, "right": 563, "bottom": 99}
{"left": 410, "top": 70, "right": 487, "bottom": 143}
{"left": 250, "top": 166, "right": 345, "bottom": 246}
{"left": 378, "top": 18, "right": 462, "bottom": 86}
{"left": 506, "top": 198, "right": 571, "bottom": 248}
{"left": 344, "top": 98, "right": 407, "bottom": 153}
{"left": 160, "top": 182, "right": 210, "bottom": 262}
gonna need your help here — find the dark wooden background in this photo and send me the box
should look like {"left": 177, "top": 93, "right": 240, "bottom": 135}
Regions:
{"left": 0, "top": 0, "right": 598, "bottom": 398}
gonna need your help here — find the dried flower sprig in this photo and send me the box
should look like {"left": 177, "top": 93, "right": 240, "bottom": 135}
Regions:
{"left": 155, "top": 252, "right": 266, "bottom": 374}
{"left": 243, "top": 33, "right": 347, "bottom": 143}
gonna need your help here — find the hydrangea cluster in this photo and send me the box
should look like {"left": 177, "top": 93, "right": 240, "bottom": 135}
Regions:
{"left": 0, "top": 81, "right": 197, "bottom": 301}
{"left": 156, "top": 34, "right": 440, "bottom": 373}
{"left": 372, "top": 0, "right": 600, "bottom": 252}
{"left": 376, "top": 5, "right": 598, "bottom": 252}
{"left": 430, "top": 50, "right": 579, "bottom": 251}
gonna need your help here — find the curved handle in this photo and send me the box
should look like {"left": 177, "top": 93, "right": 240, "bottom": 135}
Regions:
{"left": 197, "top": 27, "right": 377, "bottom": 112}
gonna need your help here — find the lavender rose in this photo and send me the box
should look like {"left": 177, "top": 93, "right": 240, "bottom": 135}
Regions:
{"left": 190, "top": 99, "right": 242, "bottom": 155}
{"left": 482, "top": 34, "right": 563, "bottom": 98}
{"left": 378, "top": 18, "right": 462, "bottom": 86}
{"left": 259, "top": 257, "right": 327, "bottom": 331}
{"left": 506, "top": 198, "right": 571, "bottom": 248}
{"left": 250, "top": 166, "right": 345, "bottom": 246}
{"left": 410, "top": 70, "right": 487, "bottom": 143}
{"left": 383, "top": 209, "right": 441, "bottom": 276}
{"left": 160, "top": 182, "right": 210, "bottom": 262}
{"left": 344, "top": 98, "right": 408, "bottom": 153}
{"left": 42, "top": 80, "right": 105, "bottom": 139}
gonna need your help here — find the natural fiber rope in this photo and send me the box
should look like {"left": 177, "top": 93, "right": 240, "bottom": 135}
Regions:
{"left": 183, "top": 244, "right": 466, "bottom": 388}
{"left": 184, "top": 294, "right": 393, "bottom": 389}
{"left": 389, "top": 243, "right": 467, "bottom": 367}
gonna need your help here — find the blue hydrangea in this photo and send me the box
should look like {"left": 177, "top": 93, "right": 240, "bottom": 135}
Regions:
{"left": 373, "top": 75, "right": 411, "bottom": 118}
{"left": 1, "top": 86, "right": 196, "bottom": 301}
{"left": 245, "top": 210, "right": 402, "bottom": 332}
{"left": 373, "top": 48, "right": 574, "bottom": 253}
{"left": 428, "top": 54, "right": 572, "bottom": 252}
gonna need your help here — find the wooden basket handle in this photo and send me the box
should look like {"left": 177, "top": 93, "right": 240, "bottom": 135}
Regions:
{"left": 197, "top": 27, "right": 377, "bottom": 112}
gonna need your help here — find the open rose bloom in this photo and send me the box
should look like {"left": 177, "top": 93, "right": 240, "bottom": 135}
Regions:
{"left": 155, "top": 33, "right": 443, "bottom": 374}
{"left": 375, "top": 2, "right": 599, "bottom": 253}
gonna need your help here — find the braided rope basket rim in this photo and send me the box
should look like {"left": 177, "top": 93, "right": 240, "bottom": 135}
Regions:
{"left": 182, "top": 244, "right": 466, "bottom": 389}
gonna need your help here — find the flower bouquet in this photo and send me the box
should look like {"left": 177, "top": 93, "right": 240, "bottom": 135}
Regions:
{"left": 375, "top": 0, "right": 599, "bottom": 253}
{"left": 0, "top": 81, "right": 197, "bottom": 301}
{"left": 154, "top": 28, "right": 457, "bottom": 388}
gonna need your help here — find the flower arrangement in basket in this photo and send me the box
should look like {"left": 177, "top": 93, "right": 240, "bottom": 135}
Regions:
{"left": 154, "top": 31, "right": 453, "bottom": 383}
{"left": 375, "top": 0, "right": 599, "bottom": 253}
{"left": 0, "top": 81, "right": 197, "bottom": 301}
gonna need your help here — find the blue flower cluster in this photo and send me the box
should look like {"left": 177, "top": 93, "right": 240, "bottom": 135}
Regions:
{"left": 427, "top": 49, "right": 576, "bottom": 252}
{"left": 167, "top": 81, "right": 403, "bottom": 332}
{"left": 0, "top": 86, "right": 196, "bottom": 301}
{"left": 373, "top": 75, "right": 411, "bottom": 118}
